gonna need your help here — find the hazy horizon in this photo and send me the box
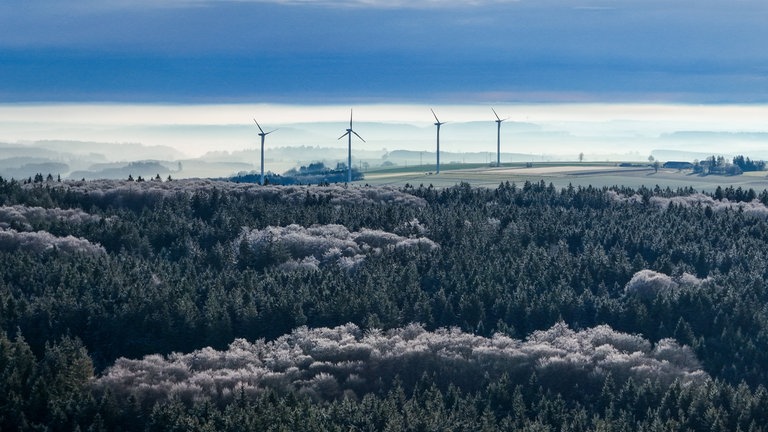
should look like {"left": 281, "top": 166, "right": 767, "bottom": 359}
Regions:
{"left": 2, "top": 103, "right": 767, "bottom": 163}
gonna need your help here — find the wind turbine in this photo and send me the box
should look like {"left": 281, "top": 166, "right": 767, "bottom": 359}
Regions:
{"left": 492, "top": 108, "right": 508, "bottom": 167}
{"left": 431, "top": 109, "right": 445, "bottom": 174}
{"left": 338, "top": 109, "right": 365, "bottom": 183}
{"left": 254, "top": 120, "right": 277, "bottom": 185}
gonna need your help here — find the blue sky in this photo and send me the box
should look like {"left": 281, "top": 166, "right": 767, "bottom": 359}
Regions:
{"left": 2, "top": 0, "right": 767, "bottom": 103}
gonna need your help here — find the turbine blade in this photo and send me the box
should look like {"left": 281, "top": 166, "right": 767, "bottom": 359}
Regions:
{"left": 350, "top": 109, "right": 353, "bottom": 128}
{"left": 492, "top": 108, "right": 501, "bottom": 121}
{"left": 431, "top": 108, "right": 440, "bottom": 123}
{"left": 266, "top": 128, "right": 278, "bottom": 135}
{"left": 254, "top": 120, "right": 265, "bottom": 134}
{"left": 338, "top": 131, "right": 350, "bottom": 140}
{"left": 352, "top": 130, "right": 366, "bottom": 143}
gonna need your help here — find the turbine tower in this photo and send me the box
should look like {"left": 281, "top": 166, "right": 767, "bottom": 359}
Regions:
{"left": 431, "top": 109, "right": 445, "bottom": 174}
{"left": 492, "top": 108, "right": 507, "bottom": 167}
{"left": 338, "top": 109, "right": 365, "bottom": 183}
{"left": 254, "top": 120, "right": 277, "bottom": 186}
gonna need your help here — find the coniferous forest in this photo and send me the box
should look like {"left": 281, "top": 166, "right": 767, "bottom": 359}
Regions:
{"left": 3, "top": 177, "right": 768, "bottom": 430}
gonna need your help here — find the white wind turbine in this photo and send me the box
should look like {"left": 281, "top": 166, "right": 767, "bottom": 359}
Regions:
{"left": 338, "top": 109, "right": 365, "bottom": 183}
{"left": 254, "top": 120, "right": 277, "bottom": 186}
{"left": 492, "top": 108, "right": 508, "bottom": 167}
{"left": 431, "top": 109, "right": 445, "bottom": 174}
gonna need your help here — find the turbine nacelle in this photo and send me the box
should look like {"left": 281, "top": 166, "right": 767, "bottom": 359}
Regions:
{"left": 254, "top": 119, "right": 277, "bottom": 137}
{"left": 338, "top": 130, "right": 365, "bottom": 142}
{"left": 338, "top": 110, "right": 365, "bottom": 142}
{"left": 431, "top": 109, "right": 445, "bottom": 126}
{"left": 492, "top": 108, "right": 508, "bottom": 124}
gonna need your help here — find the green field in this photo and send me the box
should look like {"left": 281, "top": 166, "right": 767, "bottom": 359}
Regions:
{"left": 361, "top": 163, "right": 768, "bottom": 191}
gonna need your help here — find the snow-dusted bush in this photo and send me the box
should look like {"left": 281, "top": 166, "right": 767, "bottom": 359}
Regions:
{"left": 394, "top": 218, "right": 429, "bottom": 237}
{"left": 625, "top": 269, "right": 678, "bottom": 298}
{"left": 625, "top": 270, "right": 712, "bottom": 298}
{"left": 36, "top": 179, "right": 427, "bottom": 208}
{"left": 677, "top": 272, "right": 710, "bottom": 286}
{"left": 0, "top": 204, "right": 103, "bottom": 231}
{"left": 649, "top": 194, "right": 768, "bottom": 217}
{"left": 0, "top": 228, "right": 105, "bottom": 256}
{"left": 605, "top": 190, "right": 645, "bottom": 205}
{"left": 94, "top": 322, "right": 707, "bottom": 405}
{"left": 236, "top": 224, "right": 438, "bottom": 270}
{"left": 608, "top": 191, "right": 768, "bottom": 218}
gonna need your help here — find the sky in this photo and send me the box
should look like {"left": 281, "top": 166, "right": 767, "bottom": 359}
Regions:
{"left": 2, "top": 0, "right": 767, "bottom": 104}
{"left": 0, "top": 0, "right": 767, "bottom": 159}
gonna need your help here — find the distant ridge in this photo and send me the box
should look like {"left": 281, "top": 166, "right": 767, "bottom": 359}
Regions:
{"left": 662, "top": 131, "right": 768, "bottom": 140}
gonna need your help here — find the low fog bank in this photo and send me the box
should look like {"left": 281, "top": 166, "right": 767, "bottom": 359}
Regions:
{"left": 94, "top": 322, "right": 706, "bottom": 406}
{"left": 0, "top": 140, "right": 186, "bottom": 180}
{"left": 0, "top": 120, "right": 657, "bottom": 180}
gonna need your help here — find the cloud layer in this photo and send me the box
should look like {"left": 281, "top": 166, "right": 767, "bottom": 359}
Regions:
{"left": 1, "top": 0, "right": 766, "bottom": 103}
{"left": 136, "top": 0, "right": 521, "bottom": 8}
{"left": 94, "top": 322, "right": 707, "bottom": 404}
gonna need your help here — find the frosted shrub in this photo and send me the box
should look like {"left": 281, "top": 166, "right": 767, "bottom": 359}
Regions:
{"left": 95, "top": 322, "right": 707, "bottom": 405}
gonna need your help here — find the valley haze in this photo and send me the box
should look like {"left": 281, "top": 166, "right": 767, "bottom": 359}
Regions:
{"left": 1, "top": 103, "right": 767, "bottom": 181}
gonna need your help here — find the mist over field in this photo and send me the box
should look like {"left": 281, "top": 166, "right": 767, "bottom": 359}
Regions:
{"left": 2, "top": 103, "right": 767, "bottom": 180}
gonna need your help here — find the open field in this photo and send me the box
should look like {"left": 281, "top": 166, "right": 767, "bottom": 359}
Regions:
{"left": 361, "top": 163, "right": 768, "bottom": 192}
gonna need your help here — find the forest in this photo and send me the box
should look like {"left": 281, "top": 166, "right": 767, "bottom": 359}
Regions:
{"left": 2, "top": 176, "right": 768, "bottom": 430}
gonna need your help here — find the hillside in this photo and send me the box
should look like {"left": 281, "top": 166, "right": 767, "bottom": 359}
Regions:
{"left": 2, "top": 179, "right": 768, "bottom": 430}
